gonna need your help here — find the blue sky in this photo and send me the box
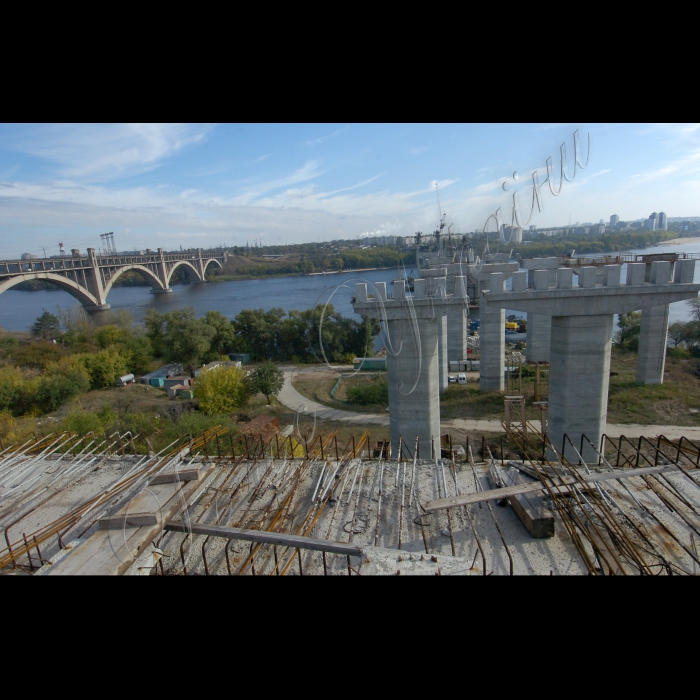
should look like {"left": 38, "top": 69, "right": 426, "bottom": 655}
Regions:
{"left": 0, "top": 123, "right": 698, "bottom": 258}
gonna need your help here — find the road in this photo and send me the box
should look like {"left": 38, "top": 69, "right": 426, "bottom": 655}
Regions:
{"left": 279, "top": 366, "right": 700, "bottom": 440}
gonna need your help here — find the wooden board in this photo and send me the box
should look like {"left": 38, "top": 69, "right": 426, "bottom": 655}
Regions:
{"left": 423, "top": 463, "right": 684, "bottom": 512}
{"left": 149, "top": 468, "right": 201, "bottom": 485}
{"left": 165, "top": 520, "right": 364, "bottom": 557}
{"left": 98, "top": 513, "right": 159, "bottom": 529}
{"left": 492, "top": 465, "right": 554, "bottom": 538}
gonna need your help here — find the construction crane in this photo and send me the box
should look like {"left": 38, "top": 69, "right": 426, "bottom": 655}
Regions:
{"left": 433, "top": 183, "right": 447, "bottom": 254}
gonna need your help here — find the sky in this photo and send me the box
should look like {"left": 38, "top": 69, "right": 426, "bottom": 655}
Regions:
{"left": 1, "top": 123, "right": 699, "bottom": 258}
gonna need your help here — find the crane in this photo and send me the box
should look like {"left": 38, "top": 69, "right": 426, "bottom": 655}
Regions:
{"left": 433, "top": 182, "right": 447, "bottom": 255}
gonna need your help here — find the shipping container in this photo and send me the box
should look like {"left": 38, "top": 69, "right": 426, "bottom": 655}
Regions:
{"left": 167, "top": 384, "right": 188, "bottom": 398}
{"left": 228, "top": 353, "right": 250, "bottom": 364}
{"left": 149, "top": 377, "right": 165, "bottom": 387}
{"left": 353, "top": 357, "right": 387, "bottom": 371}
{"left": 176, "top": 388, "right": 194, "bottom": 399}
{"left": 116, "top": 374, "right": 135, "bottom": 386}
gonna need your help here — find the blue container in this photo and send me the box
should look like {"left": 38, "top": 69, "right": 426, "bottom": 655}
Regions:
{"left": 149, "top": 377, "right": 165, "bottom": 387}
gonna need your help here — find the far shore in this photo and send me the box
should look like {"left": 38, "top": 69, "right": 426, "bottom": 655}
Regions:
{"left": 657, "top": 236, "right": 700, "bottom": 246}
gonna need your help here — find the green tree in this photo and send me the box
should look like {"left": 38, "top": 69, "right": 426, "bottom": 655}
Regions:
{"left": 687, "top": 295, "right": 700, "bottom": 323}
{"left": 10, "top": 341, "right": 65, "bottom": 369}
{"left": 74, "top": 348, "right": 130, "bottom": 389}
{"left": 32, "top": 311, "right": 60, "bottom": 340}
{"left": 615, "top": 312, "right": 642, "bottom": 351}
{"left": 95, "top": 324, "right": 125, "bottom": 348}
{"left": 161, "top": 308, "right": 216, "bottom": 376}
{"left": 196, "top": 365, "right": 250, "bottom": 414}
{"left": 144, "top": 309, "right": 167, "bottom": 357}
{"left": 232, "top": 308, "right": 286, "bottom": 361}
{"left": 204, "top": 310, "right": 236, "bottom": 357}
{"left": 248, "top": 361, "right": 284, "bottom": 404}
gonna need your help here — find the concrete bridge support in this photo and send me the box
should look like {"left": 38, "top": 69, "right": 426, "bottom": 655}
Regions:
{"left": 480, "top": 272, "right": 505, "bottom": 392}
{"left": 84, "top": 248, "right": 110, "bottom": 311}
{"left": 386, "top": 314, "right": 441, "bottom": 456}
{"left": 549, "top": 315, "right": 613, "bottom": 460}
{"left": 438, "top": 315, "right": 448, "bottom": 394}
{"left": 468, "top": 262, "right": 519, "bottom": 393}
{"left": 354, "top": 278, "right": 447, "bottom": 458}
{"left": 484, "top": 260, "right": 700, "bottom": 463}
{"left": 152, "top": 248, "right": 173, "bottom": 294}
{"left": 637, "top": 305, "right": 669, "bottom": 385}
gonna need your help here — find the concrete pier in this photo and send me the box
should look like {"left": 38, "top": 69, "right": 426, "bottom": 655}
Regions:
{"left": 438, "top": 315, "right": 448, "bottom": 393}
{"left": 548, "top": 315, "right": 613, "bottom": 458}
{"left": 386, "top": 316, "right": 441, "bottom": 455}
{"left": 480, "top": 273, "right": 505, "bottom": 392}
{"left": 353, "top": 278, "right": 449, "bottom": 457}
{"left": 484, "top": 261, "right": 700, "bottom": 462}
{"left": 637, "top": 305, "right": 669, "bottom": 385}
{"left": 469, "top": 262, "right": 519, "bottom": 393}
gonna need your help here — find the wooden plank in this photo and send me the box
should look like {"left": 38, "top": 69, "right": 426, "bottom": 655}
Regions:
{"left": 492, "top": 465, "right": 554, "bottom": 538}
{"left": 149, "top": 468, "right": 201, "bottom": 485}
{"left": 423, "top": 464, "right": 685, "bottom": 512}
{"left": 164, "top": 520, "right": 364, "bottom": 557}
{"left": 98, "top": 512, "right": 159, "bottom": 529}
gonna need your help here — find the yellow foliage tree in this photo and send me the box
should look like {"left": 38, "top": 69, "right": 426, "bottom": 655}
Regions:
{"left": 196, "top": 366, "right": 249, "bottom": 415}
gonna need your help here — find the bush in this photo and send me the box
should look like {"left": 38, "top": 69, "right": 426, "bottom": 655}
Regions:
{"left": 11, "top": 341, "right": 66, "bottom": 370}
{"left": 248, "top": 362, "right": 284, "bottom": 404}
{"left": 196, "top": 366, "right": 250, "bottom": 414}
{"left": 346, "top": 378, "right": 388, "bottom": 406}
{"left": 60, "top": 408, "right": 104, "bottom": 435}
{"left": 668, "top": 346, "right": 692, "bottom": 359}
{"left": 74, "top": 348, "right": 130, "bottom": 389}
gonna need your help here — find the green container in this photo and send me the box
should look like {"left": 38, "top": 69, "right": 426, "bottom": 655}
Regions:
{"left": 149, "top": 377, "right": 165, "bottom": 387}
{"left": 353, "top": 357, "right": 386, "bottom": 371}
{"left": 176, "top": 388, "right": 194, "bottom": 399}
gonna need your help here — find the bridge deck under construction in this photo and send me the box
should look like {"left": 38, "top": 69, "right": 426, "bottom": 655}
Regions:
{"left": 1, "top": 426, "right": 700, "bottom": 575}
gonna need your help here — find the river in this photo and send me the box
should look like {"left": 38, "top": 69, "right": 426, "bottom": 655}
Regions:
{"left": 2, "top": 240, "right": 700, "bottom": 332}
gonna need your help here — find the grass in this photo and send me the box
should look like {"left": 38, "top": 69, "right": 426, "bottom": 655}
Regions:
{"left": 291, "top": 371, "right": 389, "bottom": 414}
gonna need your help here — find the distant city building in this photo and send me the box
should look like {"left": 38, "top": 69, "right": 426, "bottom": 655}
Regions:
{"left": 645, "top": 212, "right": 657, "bottom": 231}
{"left": 658, "top": 212, "right": 667, "bottom": 230}
{"left": 610, "top": 214, "right": 619, "bottom": 227}
{"left": 599, "top": 219, "right": 605, "bottom": 225}
{"left": 574, "top": 226, "right": 590, "bottom": 236}
{"left": 529, "top": 225, "right": 537, "bottom": 231}
{"left": 20, "top": 253, "right": 37, "bottom": 260}
{"left": 590, "top": 224, "right": 606, "bottom": 235}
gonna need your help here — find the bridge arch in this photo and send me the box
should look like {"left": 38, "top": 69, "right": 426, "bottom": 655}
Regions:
{"left": 103, "top": 264, "right": 167, "bottom": 297}
{"left": 0, "top": 273, "right": 99, "bottom": 308}
{"left": 166, "top": 260, "right": 204, "bottom": 286}
{"left": 202, "top": 258, "right": 223, "bottom": 277}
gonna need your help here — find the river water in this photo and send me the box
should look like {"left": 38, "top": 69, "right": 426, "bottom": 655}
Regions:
{"left": 2, "top": 240, "right": 700, "bottom": 332}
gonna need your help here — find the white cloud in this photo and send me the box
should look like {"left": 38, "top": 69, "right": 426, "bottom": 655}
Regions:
{"left": 305, "top": 126, "right": 350, "bottom": 146}
{"left": 0, "top": 123, "right": 213, "bottom": 181}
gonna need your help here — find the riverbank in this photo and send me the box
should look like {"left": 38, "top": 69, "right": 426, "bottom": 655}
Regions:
{"left": 657, "top": 236, "right": 700, "bottom": 246}
{"left": 210, "top": 265, "right": 401, "bottom": 283}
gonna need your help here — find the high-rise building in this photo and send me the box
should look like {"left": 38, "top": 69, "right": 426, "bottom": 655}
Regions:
{"left": 658, "top": 212, "right": 667, "bottom": 230}
{"left": 610, "top": 214, "right": 619, "bottom": 227}
{"left": 645, "top": 213, "right": 657, "bottom": 231}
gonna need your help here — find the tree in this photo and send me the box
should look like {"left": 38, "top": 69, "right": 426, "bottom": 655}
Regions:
{"left": 668, "top": 321, "right": 688, "bottom": 348}
{"left": 204, "top": 311, "right": 236, "bottom": 358}
{"left": 196, "top": 366, "right": 250, "bottom": 414}
{"left": 615, "top": 311, "right": 642, "bottom": 351}
{"left": 248, "top": 362, "right": 285, "bottom": 404}
{"left": 161, "top": 308, "right": 216, "bottom": 376}
{"left": 73, "top": 348, "right": 130, "bottom": 389}
{"left": 95, "top": 324, "right": 124, "bottom": 348}
{"left": 233, "top": 308, "right": 286, "bottom": 361}
{"left": 32, "top": 311, "right": 60, "bottom": 340}
{"left": 687, "top": 295, "right": 700, "bottom": 323}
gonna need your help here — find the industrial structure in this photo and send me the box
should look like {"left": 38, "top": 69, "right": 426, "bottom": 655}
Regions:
{"left": 0, "top": 247, "right": 227, "bottom": 311}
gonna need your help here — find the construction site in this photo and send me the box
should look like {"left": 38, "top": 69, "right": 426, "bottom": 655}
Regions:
{"left": 2, "top": 415, "right": 700, "bottom": 576}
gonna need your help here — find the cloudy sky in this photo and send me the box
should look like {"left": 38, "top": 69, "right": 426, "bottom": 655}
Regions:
{"left": 0, "top": 123, "right": 698, "bottom": 258}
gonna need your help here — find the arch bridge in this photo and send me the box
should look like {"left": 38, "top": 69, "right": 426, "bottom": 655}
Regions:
{"left": 0, "top": 247, "right": 227, "bottom": 310}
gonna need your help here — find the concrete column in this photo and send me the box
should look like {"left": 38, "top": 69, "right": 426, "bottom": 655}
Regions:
{"left": 386, "top": 317, "right": 440, "bottom": 457}
{"left": 528, "top": 269, "right": 552, "bottom": 363}
{"left": 151, "top": 247, "right": 173, "bottom": 294}
{"left": 438, "top": 315, "right": 448, "bottom": 393}
{"left": 480, "top": 272, "right": 505, "bottom": 392}
{"left": 525, "top": 268, "right": 555, "bottom": 364}
{"left": 447, "top": 275, "right": 468, "bottom": 363}
{"left": 84, "top": 248, "right": 110, "bottom": 310}
{"left": 637, "top": 305, "right": 669, "bottom": 385}
{"left": 526, "top": 315, "right": 551, "bottom": 363}
{"left": 548, "top": 315, "right": 613, "bottom": 462}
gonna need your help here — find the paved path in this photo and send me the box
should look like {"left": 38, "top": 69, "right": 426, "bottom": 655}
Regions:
{"left": 279, "top": 367, "right": 700, "bottom": 439}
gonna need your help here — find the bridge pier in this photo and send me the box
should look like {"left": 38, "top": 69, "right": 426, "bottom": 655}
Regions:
{"left": 150, "top": 288, "right": 173, "bottom": 294}
{"left": 84, "top": 304, "right": 111, "bottom": 311}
